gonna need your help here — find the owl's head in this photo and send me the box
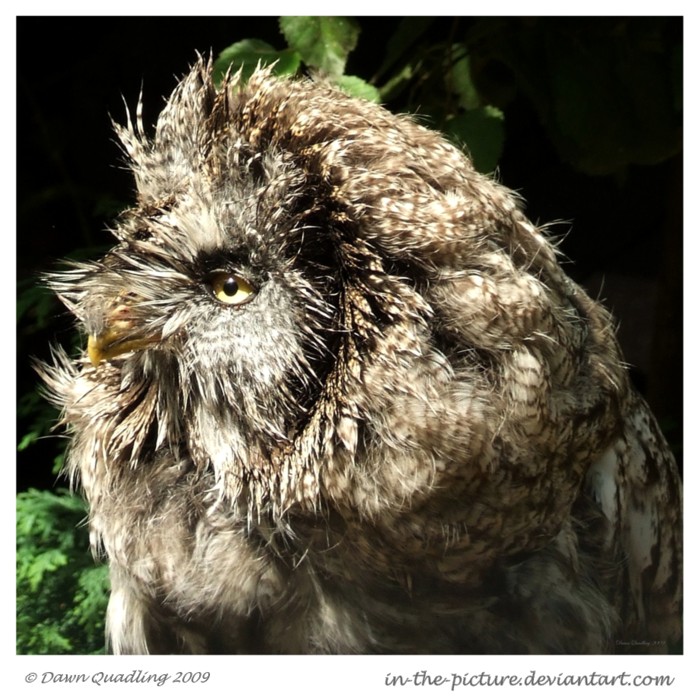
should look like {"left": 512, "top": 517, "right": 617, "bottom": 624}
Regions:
{"left": 42, "top": 59, "right": 627, "bottom": 531}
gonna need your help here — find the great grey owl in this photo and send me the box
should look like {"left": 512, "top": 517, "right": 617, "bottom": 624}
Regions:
{"left": 39, "top": 59, "right": 682, "bottom": 654}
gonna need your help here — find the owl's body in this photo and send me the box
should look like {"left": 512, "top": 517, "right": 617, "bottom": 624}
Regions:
{"left": 40, "top": 61, "right": 681, "bottom": 654}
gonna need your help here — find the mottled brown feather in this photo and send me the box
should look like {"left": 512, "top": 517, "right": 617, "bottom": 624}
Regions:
{"left": 38, "top": 60, "right": 681, "bottom": 654}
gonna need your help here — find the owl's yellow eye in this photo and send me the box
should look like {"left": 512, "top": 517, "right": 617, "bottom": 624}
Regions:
{"left": 209, "top": 272, "right": 255, "bottom": 305}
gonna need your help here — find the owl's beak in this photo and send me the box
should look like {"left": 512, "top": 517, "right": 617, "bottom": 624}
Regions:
{"left": 87, "top": 330, "right": 159, "bottom": 367}
{"left": 86, "top": 304, "right": 160, "bottom": 366}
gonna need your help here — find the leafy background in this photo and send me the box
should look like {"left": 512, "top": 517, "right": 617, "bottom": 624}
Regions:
{"left": 16, "top": 16, "right": 682, "bottom": 653}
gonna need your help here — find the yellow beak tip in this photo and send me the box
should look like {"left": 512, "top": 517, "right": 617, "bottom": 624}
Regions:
{"left": 87, "top": 336, "right": 103, "bottom": 367}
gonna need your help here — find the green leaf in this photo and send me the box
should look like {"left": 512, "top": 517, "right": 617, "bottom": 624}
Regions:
{"left": 377, "top": 63, "right": 415, "bottom": 102}
{"left": 17, "top": 489, "right": 108, "bottom": 654}
{"left": 443, "top": 107, "right": 505, "bottom": 174}
{"left": 279, "top": 16, "right": 360, "bottom": 77}
{"left": 450, "top": 51, "right": 480, "bottom": 111}
{"left": 18, "top": 430, "right": 40, "bottom": 452}
{"left": 72, "top": 565, "right": 110, "bottom": 627}
{"left": 24, "top": 549, "right": 68, "bottom": 591}
{"left": 52, "top": 451, "right": 65, "bottom": 475}
{"left": 22, "top": 624, "right": 73, "bottom": 653}
{"left": 16, "top": 395, "right": 59, "bottom": 453}
{"left": 335, "top": 75, "right": 381, "bottom": 103}
{"left": 374, "top": 17, "right": 436, "bottom": 81}
{"left": 468, "top": 18, "right": 682, "bottom": 174}
{"left": 214, "top": 39, "right": 301, "bottom": 84}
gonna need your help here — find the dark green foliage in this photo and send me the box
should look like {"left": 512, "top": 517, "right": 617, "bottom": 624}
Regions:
{"left": 212, "top": 17, "right": 676, "bottom": 177}
{"left": 16, "top": 489, "right": 109, "bottom": 654}
{"left": 212, "top": 17, "right": 513, "bottom": 173}
{"left": 279, "top": 16, "right": 360, "bottom": 77}
{"left": 214, "top": 17, "right": 380, "bottom": 104}
{"left": 463, "top": 17, "right": 681, "bottom": 175}
{"left": 212, "top": 17, "right": 681, "bottom": 177}
{"left": 213, "top": 39, "right": 301, "bottom": 83}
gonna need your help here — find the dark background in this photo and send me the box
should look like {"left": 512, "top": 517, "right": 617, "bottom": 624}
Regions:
{"left": 17, "top": 16, "right": 683, "bottom": 492}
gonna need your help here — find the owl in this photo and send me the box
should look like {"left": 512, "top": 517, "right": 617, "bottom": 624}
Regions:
{"left": 38, "top": 59, "right": 682, "bottom": 654}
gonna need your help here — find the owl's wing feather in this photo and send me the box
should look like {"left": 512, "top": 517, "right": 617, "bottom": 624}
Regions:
{"left": 586, "top": 393, "right": 682, "bottom": 651}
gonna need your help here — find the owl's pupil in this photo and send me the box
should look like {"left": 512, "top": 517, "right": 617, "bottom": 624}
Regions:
{"left": 222, "top": 278, "right": 238, "bottom": 297}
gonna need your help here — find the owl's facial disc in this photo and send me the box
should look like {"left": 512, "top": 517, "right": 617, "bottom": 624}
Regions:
{"left": 86, "top": 267, "right": 260, "bottom": 366}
